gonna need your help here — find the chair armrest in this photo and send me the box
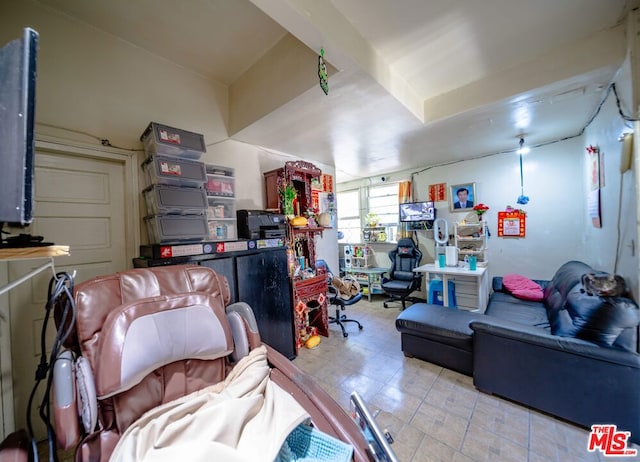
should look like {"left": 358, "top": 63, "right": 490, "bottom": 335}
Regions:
{"left": 0, "top": 430, "right": 30, "bottom": 462}
{"left": 264, "top": 344, "right": 370, "bottom": 462}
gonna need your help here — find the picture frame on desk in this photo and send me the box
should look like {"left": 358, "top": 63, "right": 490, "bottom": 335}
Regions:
{"left": 449, "top": 182, "right": 476, "bottom": 212}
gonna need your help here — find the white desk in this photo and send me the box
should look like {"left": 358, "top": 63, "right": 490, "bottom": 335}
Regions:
{"left": 414, "top": 263, "right": 490, "bottom": 312}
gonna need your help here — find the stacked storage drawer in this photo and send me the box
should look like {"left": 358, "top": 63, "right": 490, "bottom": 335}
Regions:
{"left": 140, "top": 122, "right": 209, "bottom": 243}
{"left": 205, "top": 164, "right": 237, "bottom": 241}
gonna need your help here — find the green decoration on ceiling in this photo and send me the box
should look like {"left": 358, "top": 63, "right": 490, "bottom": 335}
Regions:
{"left": 318, "top": 48, "right": 328, "bottom": 95}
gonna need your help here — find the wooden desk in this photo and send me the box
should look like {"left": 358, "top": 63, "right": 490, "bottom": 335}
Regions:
{"left": 414, "top": 263, "right": 490, "bottom": 312}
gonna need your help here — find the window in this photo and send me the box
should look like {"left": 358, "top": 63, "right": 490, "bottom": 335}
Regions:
{"left": 336, "top": 189, "right": 360, "bottom": 243}
{"left": 337, "top": 183, "right": 400, "bottom": 243}
{"left": 367, "top": 184, "right": 398, "bottom": 241}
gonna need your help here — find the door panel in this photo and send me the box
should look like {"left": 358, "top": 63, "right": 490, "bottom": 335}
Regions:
{"left": 8, "top": 149, "right": 128, "bottom": 438}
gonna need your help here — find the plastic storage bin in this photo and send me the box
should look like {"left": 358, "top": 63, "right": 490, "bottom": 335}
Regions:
{"left": 207, "top": 220, "right": 237, "bottom": 241}
{"left": 144, "top": 214, "right": 209, "bottom": 243}
{"left": 142, "top": 155, "right": 207, "bottom": 187}
{"left": 140, "top": 122, "right": 206, "bottom": 159}
{"left": 143, "top": 184, "right": 207, "bottom": 215}
{"left": 209, "top": 221, "right": 237, "bottom": 241}
{"left": 205, "top": 164, "right": 235, "bottom": 197}
{"left": 205, "top": 174, "right": 235, "bottom": 197}
{"left": 206, "top": 197, "right": 236, "bottom": 219}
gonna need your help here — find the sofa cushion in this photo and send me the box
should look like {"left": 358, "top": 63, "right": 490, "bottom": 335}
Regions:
{"left": 503, "top": 274, "right": 544, "bottom": 301}
{"left": 493, "top": 276, "right": 548, "bottom": 293}
{"left": 550, "top": 285, "right": 640, "bottom": 350}
{"left": 486, "top": 292, "right": 550, "bottom": 329}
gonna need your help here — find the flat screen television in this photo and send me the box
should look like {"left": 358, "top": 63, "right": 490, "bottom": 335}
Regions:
{"left": 399, "top": 201, "right": 435, "bottom": 222}
{"left": 0, "top": 27, "right": 38, "bottom": 226}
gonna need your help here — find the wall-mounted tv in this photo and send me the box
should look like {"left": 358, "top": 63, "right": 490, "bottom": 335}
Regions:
{"left": 399, "top": 201, "right": 435, "bottom": 222}
{"left": 0, "top": 27, "right": 38, "bottom": 226}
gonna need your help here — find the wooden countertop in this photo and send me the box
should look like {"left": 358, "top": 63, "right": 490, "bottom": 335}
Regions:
{"left": 0, "top": 245, "right": 70, "bottom": 261}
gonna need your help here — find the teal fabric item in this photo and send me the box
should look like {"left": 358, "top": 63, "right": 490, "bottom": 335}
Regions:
{"left": 274, "top": 424, "right": 353, "bottom": 462}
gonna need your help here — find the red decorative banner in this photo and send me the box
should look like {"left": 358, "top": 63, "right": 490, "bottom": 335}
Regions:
{"left": 428, "top": 183, "right": 446, "bottom": 202}
{"left": 321, "top": 174, "right": 334, "bottom": 192}
{"left": 497, "top": 210, "right": 526, "bottom": 238}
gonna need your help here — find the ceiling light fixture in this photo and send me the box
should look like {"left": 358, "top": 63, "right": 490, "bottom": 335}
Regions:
{"left": 517, "top": 137, "right": 530, "bottom": 155}
{"left": 517, "top": 137, "right": 530, "bottom": 205}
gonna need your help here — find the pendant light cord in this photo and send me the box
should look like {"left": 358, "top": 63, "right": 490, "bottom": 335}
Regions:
{"left": 517, "top": 138, "right": 530, "bottom": 204}
{"left": 519, "top": 138, "right": 525, "bottom": 195}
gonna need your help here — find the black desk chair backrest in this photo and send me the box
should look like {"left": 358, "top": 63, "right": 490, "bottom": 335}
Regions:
{"left": 381, "top": 238, "right": 423, "bottom": 309}
{"left": 316, "top": 259, "right": 363, "bottom": 337}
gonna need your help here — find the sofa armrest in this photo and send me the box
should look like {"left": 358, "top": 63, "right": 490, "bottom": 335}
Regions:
{"left": 470, "top": 318, "right": 640, "bottom": 368}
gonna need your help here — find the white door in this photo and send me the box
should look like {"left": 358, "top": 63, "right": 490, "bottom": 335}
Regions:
{"left": 8, "top": 148, "right": 128, "bottom": 438}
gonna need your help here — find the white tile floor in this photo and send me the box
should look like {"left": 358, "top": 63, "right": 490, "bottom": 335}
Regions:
{"left": 292, "top": 296, "right": 640, "bottom": 462}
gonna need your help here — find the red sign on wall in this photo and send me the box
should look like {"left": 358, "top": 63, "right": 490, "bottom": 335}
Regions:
{"left": 497, "top": 211, "right": 526, "bottom": 237}
{"left": 321, "top": 174, "right": 334, "bottom": 192}
{"left": 428, "top": 183, "right": 446, "bottom": 202}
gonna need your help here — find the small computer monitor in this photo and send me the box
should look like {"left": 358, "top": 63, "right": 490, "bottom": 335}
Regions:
{"left": 399, "top": 201, "right": 435, "bottom": 222}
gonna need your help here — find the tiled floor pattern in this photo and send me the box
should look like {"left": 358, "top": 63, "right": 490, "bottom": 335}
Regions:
{"left": 293, "top": 296, "right": 640, "bottom": 462}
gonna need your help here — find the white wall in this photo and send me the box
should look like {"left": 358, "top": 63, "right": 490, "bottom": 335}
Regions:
{"left": 337, "top": 69, "right": 637, "bottom": 297}
{"left": 1, "top": 0, "right": 634, "bottom": 290}
{"left": 411, "top": 136, "right": 587, "bottom": 280}
{"left": 204, "top": 140, "right": 339, "bottom": 272}
{"left": 582, "top": 58, "right": 638, "bottom": 299}
{"left": 0, "top": 0, "right": 228, "bottom": 151}
{"left": 0, "top": 0, "right": 339, "bottom": 270}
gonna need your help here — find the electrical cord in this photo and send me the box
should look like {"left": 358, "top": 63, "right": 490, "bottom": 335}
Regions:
{"left": 26, "top": 272, "right": 76, "bottom": 462}
{"left": 411, "top": 80, "right": 636, "bottom": 178}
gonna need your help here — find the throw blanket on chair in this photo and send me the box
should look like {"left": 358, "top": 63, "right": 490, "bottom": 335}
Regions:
{"left": 110, "top": 346, "right": 310, "bottom": 462}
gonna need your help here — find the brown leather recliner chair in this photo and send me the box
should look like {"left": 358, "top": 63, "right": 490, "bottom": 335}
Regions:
{"left": 0, "top": 265, "right": 370, "bottom": 461}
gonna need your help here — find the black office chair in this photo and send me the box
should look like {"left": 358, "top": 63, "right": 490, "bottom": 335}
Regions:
{"left": 316, "top": 260, "right": 363, "bottom": 337}
{"left": 381, "top": 238, "right": 423, "bottom": 309}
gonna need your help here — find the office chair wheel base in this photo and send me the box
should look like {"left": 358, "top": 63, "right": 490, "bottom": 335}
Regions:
{"left": 343, "top": 331, "right": 349, "bottom": 338}
{"left": 383, "top": 302, "right": 389, "bottom": 308}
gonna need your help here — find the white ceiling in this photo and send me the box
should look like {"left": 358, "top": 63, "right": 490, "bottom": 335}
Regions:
{"left": 38, "top": 0, "right": 635, "bottom": 183}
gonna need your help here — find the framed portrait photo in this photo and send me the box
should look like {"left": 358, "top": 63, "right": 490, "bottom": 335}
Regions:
{"left": 449, "top": 182, "right": 476, "bottom": 212}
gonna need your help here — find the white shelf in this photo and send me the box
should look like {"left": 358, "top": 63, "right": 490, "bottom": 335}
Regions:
{"left": 454, "top": 221, "right": 487, "bottom": 264}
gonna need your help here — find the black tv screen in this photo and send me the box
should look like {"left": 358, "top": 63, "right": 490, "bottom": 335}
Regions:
{"left": 399, "top": 201, "right": 435, "bottom": 222}
{"left": 0, "top": 27, "right": 38, "bottom": 225}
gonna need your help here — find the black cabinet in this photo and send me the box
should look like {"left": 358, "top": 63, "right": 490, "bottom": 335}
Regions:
{"left": 236, "top": 249, "right": 295, "bottom": 359}
{"left": 134, "top": 247, "right": 295, "bottom": 359}
{"left": 200, "top": 256, "right": 237, "bottom": 303}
